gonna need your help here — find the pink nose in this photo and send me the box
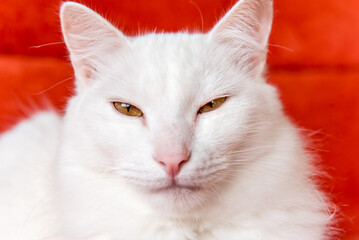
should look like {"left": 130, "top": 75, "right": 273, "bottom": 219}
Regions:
{"left": 155, "top": 152, "right": 190, "bottom": 177}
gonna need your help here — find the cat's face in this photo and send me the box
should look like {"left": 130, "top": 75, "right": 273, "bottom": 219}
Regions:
{"left": 59, "top": 0, "right": 276, "bottom": 212}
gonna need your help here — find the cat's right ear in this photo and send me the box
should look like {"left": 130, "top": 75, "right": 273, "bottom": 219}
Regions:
{"left": 209, "top": 0, "right": 273, "bottom": 78}
{"left": 60, "top": 2, "right": 129, "bottom": 91}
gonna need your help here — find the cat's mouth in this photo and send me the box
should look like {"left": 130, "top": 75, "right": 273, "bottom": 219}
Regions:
{"left": 145, "top": 181, "right": 204, "bottom": 211}
{"left": 151, "top": 181, "right": 201, "bottom": 193}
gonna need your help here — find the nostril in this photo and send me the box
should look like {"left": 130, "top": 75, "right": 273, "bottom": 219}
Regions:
{"left": 178, "top": 159, "right": 186, "bottom": 169}
{"left": 158, "top": 160, "right": 166, "bottom": 166}
{"left": 178, "top": 153, "right": 190, "bottom": 168}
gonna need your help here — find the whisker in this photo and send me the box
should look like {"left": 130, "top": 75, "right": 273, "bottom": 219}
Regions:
{"left": 29, "top": 42, "right": 64, "bottom": 49}
{"left": 268, "top": 43, "right": 294, "bottom": 52}
{"left": 188, "top": 0, "right": 204, "bottom": 32}
{"left": 30, "top": 77, "right": 74, "bottom": 96}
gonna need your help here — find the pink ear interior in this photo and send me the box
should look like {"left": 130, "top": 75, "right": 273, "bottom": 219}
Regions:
{"left": 208, "top": 0, "right": 273, "bottom": 77}
{"left": 211, "top": 0, "right": 273, "bottom": 48}
{"left": 60, "top": 2, "right": 128, "bottom": 89}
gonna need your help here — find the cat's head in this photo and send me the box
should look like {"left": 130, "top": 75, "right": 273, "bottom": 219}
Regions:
{"left": 59, "top": 0, "right": 278, "bottom": 212}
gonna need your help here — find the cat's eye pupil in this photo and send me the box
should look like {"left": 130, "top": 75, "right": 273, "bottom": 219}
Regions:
{"left": 120, "top": 103, "right": 130, "bottom": 112}
{"left": 209, "top": 101, "right": 213, "bottom": 108}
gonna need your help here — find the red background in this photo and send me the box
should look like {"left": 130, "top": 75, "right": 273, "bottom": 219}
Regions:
{"left": 0, "top": 0, "right": 358, "bottom": 238}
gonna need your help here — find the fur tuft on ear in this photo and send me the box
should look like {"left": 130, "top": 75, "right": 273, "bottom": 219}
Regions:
{"left": 209, "top": 0, "right": 273, "bottom": 77}
{"left": 60, "top": 2, "right": 129, "bottom": 90}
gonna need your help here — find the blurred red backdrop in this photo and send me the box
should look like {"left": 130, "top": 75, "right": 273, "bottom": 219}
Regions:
{"left": 0, "top": 0, "right": 358, "bottom": 238}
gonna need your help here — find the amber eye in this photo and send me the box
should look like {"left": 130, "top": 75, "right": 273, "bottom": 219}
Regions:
{"left": 113, "top": 102, "right": 143, "bottom": 117}
{"left": 198, "top": 97, "right": 227, "bottom": 114}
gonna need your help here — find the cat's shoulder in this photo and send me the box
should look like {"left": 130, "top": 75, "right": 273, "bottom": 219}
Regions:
{"left": 0, "top": 111, "right": 62, "bottom": 164}
{"left": 0, "top": 111, "right": 62, "bottom": 140}
{"left": 0, "top": 111, "right": 62, "bottom": 239}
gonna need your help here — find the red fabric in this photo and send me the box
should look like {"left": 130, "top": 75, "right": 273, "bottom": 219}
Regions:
{"left": 0, "top": 0, "right": 358, "bottom": 238}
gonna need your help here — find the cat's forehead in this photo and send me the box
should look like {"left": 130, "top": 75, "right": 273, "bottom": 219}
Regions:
{"left": 101, "top": 34, "right": 206, "bottom": 99}
{"left": 132, "top": 33, "right": 206, "bottom": 58}
{"left": 130, "top": 33, "right": 207, "bottom": 83}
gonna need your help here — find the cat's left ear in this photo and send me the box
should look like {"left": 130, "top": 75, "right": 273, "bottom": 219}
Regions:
{"left": 209, "top": 0, "right": 273, "bottom": 78}
{"left": 60, "top": 2, "right": 129, "bottom": 91}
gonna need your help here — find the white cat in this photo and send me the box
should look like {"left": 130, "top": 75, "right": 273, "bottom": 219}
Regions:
{"left": 0, "top": 0, "right": 334, "bottom": 239}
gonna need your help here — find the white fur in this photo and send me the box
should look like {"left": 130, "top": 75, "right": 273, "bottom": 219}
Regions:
{"left": 0, "top": 0, "right": 333, "bottom": 239}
